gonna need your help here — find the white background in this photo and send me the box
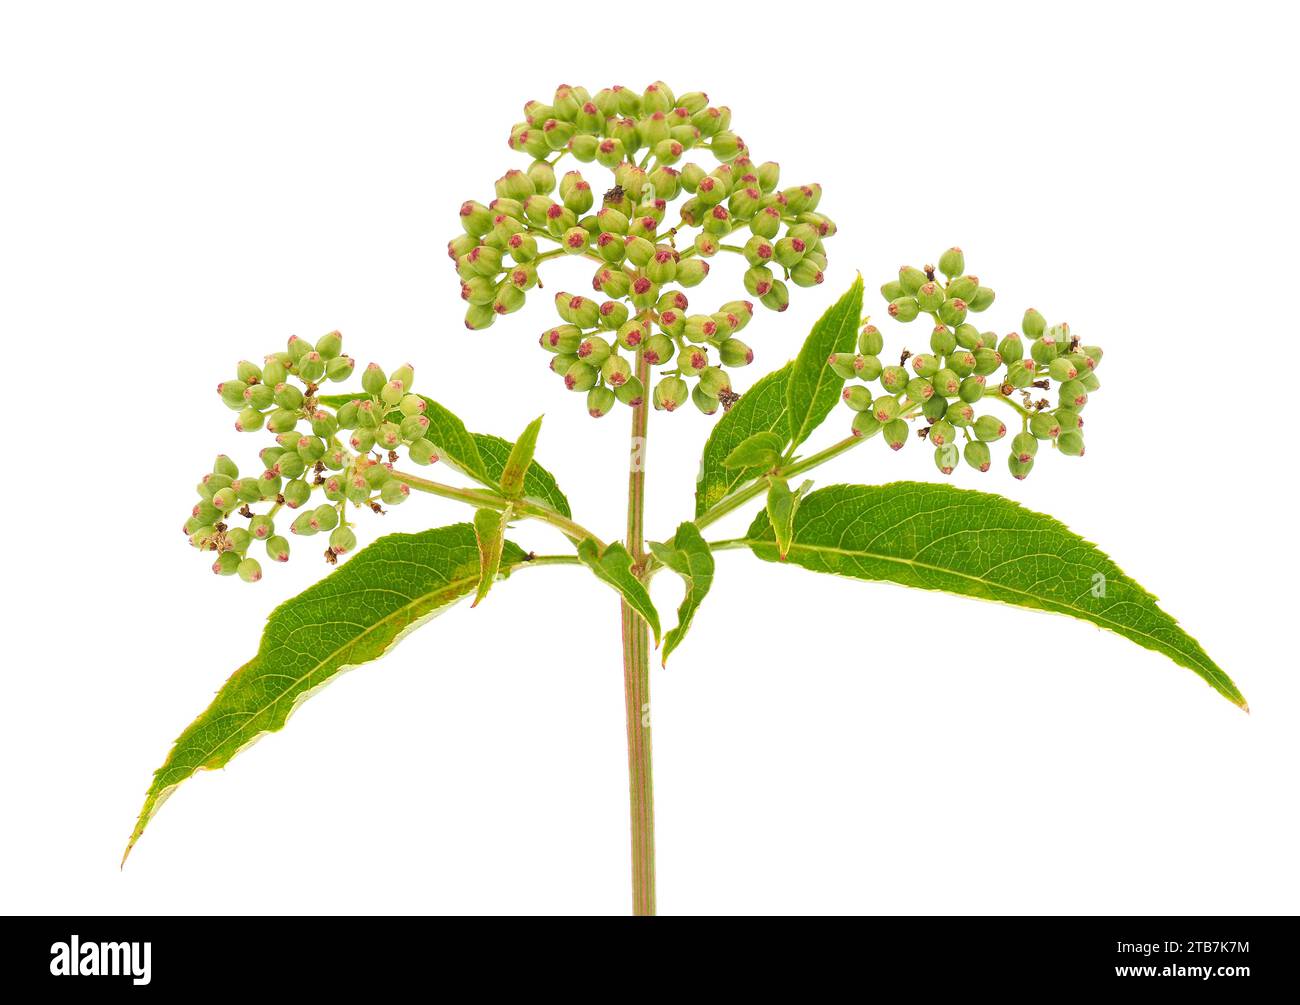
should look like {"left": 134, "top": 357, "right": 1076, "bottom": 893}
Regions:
{"left": 2, "top": 1, "right": 1297, "bottom": 916}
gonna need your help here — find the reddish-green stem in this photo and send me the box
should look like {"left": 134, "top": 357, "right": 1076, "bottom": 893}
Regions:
{"left": 622, "top": 348, "right": 655, "bottom": 916}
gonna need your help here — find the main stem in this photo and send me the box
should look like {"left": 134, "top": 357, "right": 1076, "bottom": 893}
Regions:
{"left": 622, "top": 349, "right": 655, "bottom": 916}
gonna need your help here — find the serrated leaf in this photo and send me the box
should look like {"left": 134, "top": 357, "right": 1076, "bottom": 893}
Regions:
{"left": 657, "top": 522, "right": 715, "bottom": 666}
{"left": 577, "top": 539, "right": 661, "bottom": 645}
{"left": 319, "top": 394, "right": 569, "bottom": 514}
{"left": 472, "top": 506, "right": 510, "bottom": 606}
{"left": 740, "top": 482, "right": 1245, "bottom": 707}
{"left": 500, "top": 415, "right": 543, "bottom": 499}
{"left": 785, "top": 275, "right": 863, "bottom": 450}
{"left": 723, "top": 431, "right": 785, "bottom": 470}
{"left": 124, "top": 524, "right": 528, "bottom": 863}
{"left": 695, "top": 363, "right": 792, "bottom": 517}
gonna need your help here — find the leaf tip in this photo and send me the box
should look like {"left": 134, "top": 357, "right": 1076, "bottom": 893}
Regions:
{"left": 1239, "top": 701, "right": 1250, "bottom": 715}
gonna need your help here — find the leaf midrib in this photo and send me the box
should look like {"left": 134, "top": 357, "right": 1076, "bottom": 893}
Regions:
{"left": 740, "top": 536, "right": 1234, "bottom": 695}
{"left": 169, "top": 570, "right": 483, "bottom": 780}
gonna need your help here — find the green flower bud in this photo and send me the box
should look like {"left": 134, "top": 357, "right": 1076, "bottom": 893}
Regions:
{"left": 895, "top": 266, "right": 925, "bottom": 296}
{"left": 676, "top": 258, "right": 709, "bottom": 287}
{"left": 973, "top": 348, "right": 1002, "bottom": 376}
{"left": 883, "top": 418, "right": 909, "bottom": 451}
{"left": 315, "top": 330, "right": 343, "bottom": 360}
{"left": 761, "top": 278, "right": 792, "bottom": 313}
{"left": 291, "top": 511, "right": 318, "bottom": 536}
{"left": 837, "top": 384, "right": 871, "bottom": 412}
{"left": 283, "top": 478, "right": 311, "bottom": 508}
{"left": 262, "top": 534, "right": 289, "bottom": 563}
{"left": 743, "top": 235, "right": 774, "bottom": 267}
{"left": 698, "top": 366, "right": 731, "bottom": 398}
{"left": 233, "top": 556, "right": 261, "bottom": 583}
{"left": 1058, "top": 429, "right": 1086, "bottom": 457}
{"left": 968, "top": 286, "right": 996, "bottom": 312}
{"left": 922, "top": 394, "right": 948, "bottom": 423}
{"left": 945, "top": 275, "right": 978, "bottom": 302}
{"left": 212, "top": 551, "right": 240, "bottom": 576}
{"left": 1055, "top": 407, "right": 1084, "bottom": 433}
{"left": 321, "top": 524, "right": 354, "bottom": 557}
{"left": 541, "top": 324, "right": 584, "bottom": 354}
{"left": 1030, "top": 411, "right": 1061, "bottom": 440}
{"left": 349, "top": 427, "right": 375, "bottom": 453}
{"left": 642, "top": 333, "right": 674, "bottom": 365}
{"left": 219, "top": 379, "right": 248, "bottom": 409}
{"left": 1048, "top": 357, "right": 1079, "bottom": 382}
{"left": 577, "top": 334, "right": 611, "bottom": 366}
{"left": 1059, "top": 379, "right": 1089, "bottom": 409}
{"left": 916, "top": 281, "right": 945, "bottom": 312}
{"left": 911, "top": 353, "right": 940, "bottom": 378}
{"left": 710, "top": 338, "right": 751, "bottom": 369}
{"left": 973, "top": 415, "right": 1007, "bottom": 442}
{"left": 459, "top": 200, "right": 494, "bottom": 237}
{"left": 677, "top": 345, "right": 710, "bottom": 377}
{"left": 376, "top": 422, "right": 402, "bottom": 451}
{"left": 408, "top": 437, "right": 438, "bottom": 465}
{"left": 1005, "top": 358, "right": 1035, "bottom": 388}
{"left": 855, "top": 324, "right": 882, "bottom": 357}
{"left": 361, "top": 362, "right": 387, "bottom": 395}
{"left": 308, "top": 504, "right": 336, "bottom": 533}
{"left": 310, "top": 409, "right": 339, "bottom": 438}
{"left": 963, "top": 440, "right": 991, "bottom": 472}
{"left": 936, "top": 298, "right": 968, "bottom": 327}
{"left": 326, "top": 355, "right": 355, "bottom": 382}
{"left": 938, "top": 247, "right": 964, "bottom": 279}
{"left": 1080, "top": 345, "right": 1103, "bottom": 370}
{"left": 828, "top": 353, "right": 860, "bottom": 380}
{"left": 525, "top": 158, "right": 554, "bottom": 194}
{"left": 928, "top": 419, "right": 956, "bottom": 447}
{"left": 344, "top": 473, "right": 369, "bottom": 506}
{"left": 1010, "top": 432, "right": 1038, "bottom": 463}
{"left": 599, "top": 354, "right": 631, "bottom": 388}
{"left": 653, "top": 375, "right": 688, "bottom": 412}
{"left": 851, "top": 411, "right": 881, "bottom": 440}
{"left": 904, "top": 377, "right": 935, "bottom": 404}
{"left": 932, "top": 368, "right": 961, "bottom": 398}
{"left": 1008, "top": 454, "right": 1034, "bottom": 480}
{"left": 563, "top": 361, "right": 597, "bottom": 392}
{"left": 879, "top": 365, "right": 908, "bottom": 394}
{"left": 296, "top": 435, "right": 325, "bottom": 462}
{"left": 958, "top": 375, "right": 986, "bottom": 403}
{"left": 232, "top": 477, "right": 262, "bottom": 503}
{"left": 790, "top": 258, "right": 824, "bottom": 288}
{"left": 379, "top": 379, "right": 404, "bottom": 408}
{"left": 928, "top": 325, "right": 956, "bottom": 357}
{"left": 234, "top": 406, "right": 264, "bottom": 432}
{"left": 247, "top": 514, "right": 274, "bottom": 541}
{"left": 888, "top": 297, "right": 920, "bottom": 322}
{"left": 579, "top": 385, "right": 613, "bottom": 418}
{"left": 872, "top": 395, "right": 901, "bottom": 423}
{"left": 934, "top": 443, "right": 959, "bottom": 475}
{"left": 335, "top": 399, "right": 360, "bottom": 428}
{"left": 1022, "top": 307, "right": 1046, "bottom": 338}
{"left": 996, "top": 333, "right": 1024, "bottom": 363}
{"left": 614, "top": 376, "right": 645, "bottom": 407}
{"left": 953, "top": 324, "right": 983, "bottom": 350}
{"left": 946, "top": 400, "right": 975, "bottom": 426}
{"left": 691, "top": 384, "right": 719, "bottom": 415}
{"left": 400, "top": 414, "right": 430, "bottom": 442}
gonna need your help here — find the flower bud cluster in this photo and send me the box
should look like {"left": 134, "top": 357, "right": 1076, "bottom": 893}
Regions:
{"left": 832, "top": 249, "right": 1104, "bottom": 479}
{"left": 188, "top": 332, "right": 428, "bottom": 582}
{"left": 450, "top": 83, "right": 835, "bottom": 416}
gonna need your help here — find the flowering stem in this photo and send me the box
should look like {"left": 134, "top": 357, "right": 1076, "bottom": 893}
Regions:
{"left": 621, "top": 348, "right": 656, "bottom": 916}
{"left": 390, "top": 469, "right": 604, "bottom": 548}
{"left": 693, "top": 433, "right": 865, "bottom": 532}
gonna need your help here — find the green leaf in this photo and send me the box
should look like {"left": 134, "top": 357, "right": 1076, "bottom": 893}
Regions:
{"left": 740, "top": 482, "right": 1245, "bottom": 708}
{"left": 695, "top": 363, "right": 792, "bottom": 517}
{"left": 723, "top": 431, "right": 785, "bottom": 470}
{"left": 473, "top": 431, "right": 571, "bottom": 517}
{"left": 577, "top": 539, "right": 661, "bottom": 645}
{"left": 472, "top": 506, "right": 510, "bottom": 607}
{"left": 785, "top": 275, "right": 863, "bottom": 450}
{"left": 500, "top": 415, "right": 543, "bottom": 499}
{"left": 656, "top": 522, "right": 715, "bottom": 666}
{"left": 124, "top": 524, "right": 529, "bottom": 863}
{"left": 319, "top": 393, "right": 570, "bottom": 514}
